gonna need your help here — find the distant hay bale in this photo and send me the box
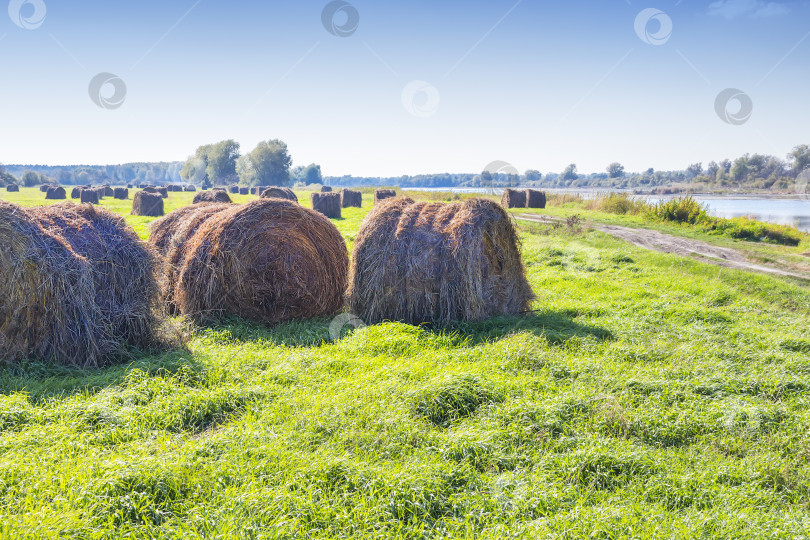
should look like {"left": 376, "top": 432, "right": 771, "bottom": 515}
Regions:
{"left": 127, "top": 184, "right": 133, "bottom": 189}
{"left": 341, "top": 189, "right": 362, "bottom": 208}
{"left": 193, "top": 190, "right": 232, "bottom": 204}
{"left": 349, "top": 197, "right": 534, "bottom": 325}
{"left": 168, "top": 184, "right": 183, "bottom": 192}
{"left": 0, "top": 200, "right": 162, "bottom": 367}
{"left": 311, "top": 192, "right": 341, "bottom": 219}
{"left": 6, "top": 184, "right": 19, "bottom": 192}
{"left": 39, "top": 185, "right": 50, "bottom": 193}
{"left": 525, "top": 189, "right": 546, "bottom": 209}
{"left": 239, "top": 187, "right": 250, "bottom": 195}
{"left": 70, "top": 187, "right": 81, "bottom": 199}
{"left": 321, "top": 186, "right": 332, "bottom": 192}
{"left": 501, "top": 189, "right": 526, "bottom": 209}
{"left": 157, "top": 187, "right": 169, "bottom": 198}
{"left": 80, "top": 189, "right": 100, "bottom": 205}
{"left": 45, "top": 186, "right": 66, "bottom": 200}
{"left": 261, "top": 187, "right": 298, "bottom": 203}
{"left": 374, "top": 189, "right": 397, "bottom": 204}
{"left": 162, "top": 199, "right": 348, "bottom": 325}
{"left": 104, "top": 186, "right": 114, "bottom": 197}
{"left": 94, "top": 187, "right": 107, "bottom": 199}
{"left": 132, "top": 191, "right": 164, "bottom": 217}
{"left": 150, "top": 203, "right": 232, "bottom": 314}
{"left": 114, "top": 187, "right": 129, "bottom": 200}
{"left": 228, "top": 185, "right": 239, "bottom": 194}
{"left": 253, "top": 186, "right": 270, "bottom": 196}
{"left": 185, "top": 185, "right": 197, "bottom": 192}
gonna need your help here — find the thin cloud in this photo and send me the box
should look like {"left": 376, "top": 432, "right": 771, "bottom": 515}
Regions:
{"left": 707, "top": 0, "right": 790, "bottom": 18}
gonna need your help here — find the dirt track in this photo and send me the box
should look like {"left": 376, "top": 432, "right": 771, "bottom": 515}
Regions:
{"left": 515, "top": 214, "right": 809, "bottom": 280}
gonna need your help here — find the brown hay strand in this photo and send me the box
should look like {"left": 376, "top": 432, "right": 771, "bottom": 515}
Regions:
{"left": 349, "top": 197, "right": 534, "bottom": 325}
{"left": 525, "top": 189, "right": 546, "bottom": 209}
{"left": 341, "top": 189, "right": 362, "bottom": 208}
{"left": 6, "top": 184, "right": 19, "bottom": 192}
{"left": 193, "top": 190, "right": 232, "bottom": 204}
{"left": 152, "top": 203, "right": 234, "bottom": 314}
{"left": 80, "top": 189, "right": 100, "bottom": 205}
{"left": 29, "top": 203, "right": 163, "bottom": 356}
{"left": 311, "top": 192, "right": 341, "bottom": 219}
{"left": 132, "top": 191, "right": 165, "bottom": 217}
{"left": 374, "top": 189, "right": 397, "bottom": 204}
{"left": 114, "top": 187, "right": 129, "bottom": 200}
{"left": 173, "top": 199, "right": 348, "bottom": 325}
{"left": 261, "top": 187, "right": 298, "bottom": 203}
{"left": 45, "top": 186, "right": 66, "bottom": 200}
{"left": 501, "top": 189, "right": 526, "bottom": 209}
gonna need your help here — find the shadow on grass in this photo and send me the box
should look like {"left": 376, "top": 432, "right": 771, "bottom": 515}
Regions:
{"left": 0, "top": 346, "right": 199, "bottom": 400}
{"left": 438, "top": 310, "right": 614, "bottom": 345}
{"left": 199, "top": 317, "right": 334, "bottom": 348}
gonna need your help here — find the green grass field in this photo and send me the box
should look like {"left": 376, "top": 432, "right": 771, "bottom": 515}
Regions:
{"left": 1, "top": 188, "right": 810, "bottom": 538}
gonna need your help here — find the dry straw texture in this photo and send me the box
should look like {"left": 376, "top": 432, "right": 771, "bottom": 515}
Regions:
{"left": 349, "top": 197, "right": 534, "bottom": 325}
{"left": 152, "top": 199, "right": 348, "bottom": 325}
{"left": 311, "top": 192, "right": 341, "bottom": 219}
{"left": 193, "top": 190, "right": 232, "bottom": 204}
{"left": 0, "top": 201, "right": 162, "bottom": 367}
{"left": 525, "top": 189, "right": 546, "bottom": 209}
{"left": 132, "top": 191, "right": 165, "bottom": 216}
{"left": 261, "top": 187, "right": 298, "bottom": 203}
{"left": 374, "top": 189, "right": 397, "bottom": 204}
{"left": 341, "top": 189, "right": 362, "bottom": 208}
{"left": 501, "top": 189, "right": 526, "bottom": 209}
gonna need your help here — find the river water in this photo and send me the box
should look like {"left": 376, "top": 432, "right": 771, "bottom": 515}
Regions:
{"left": 402, "top": 188, "right": 810, "bottom": 232}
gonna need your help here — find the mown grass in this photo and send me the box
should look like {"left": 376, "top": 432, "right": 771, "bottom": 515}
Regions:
{"left": 1, "top": 188, "right": 810, "bottom": 538}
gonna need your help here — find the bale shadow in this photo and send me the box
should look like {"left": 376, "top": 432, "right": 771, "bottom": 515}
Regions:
{"left": 435, "top": 310, "right": 614, "bottom": 345}
{"left": 0, "top": 345, "right": 199, "bottom": 400}
{"left": 200, "top": 317, "right": 334, "bottom": 349}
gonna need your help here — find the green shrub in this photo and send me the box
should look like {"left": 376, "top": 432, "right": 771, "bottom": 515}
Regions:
{"left": 648, "top": 197, "right": 707, "bottom": 224}
{"left": 586, "top": 193, "right": 647, "bottom": 215}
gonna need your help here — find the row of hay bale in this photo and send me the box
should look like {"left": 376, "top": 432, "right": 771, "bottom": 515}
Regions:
{"left": 501, "top": 188, "right": 547, "bottom": 209}
{"left": 0, "top": 201, "right": 160, "bottom": 367}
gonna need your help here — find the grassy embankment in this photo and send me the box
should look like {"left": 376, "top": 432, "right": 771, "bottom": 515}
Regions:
{"left": 0, "top": 187, "right": 809, "bottom": 538}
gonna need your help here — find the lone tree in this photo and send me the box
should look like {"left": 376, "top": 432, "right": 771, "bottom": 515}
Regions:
{"left": 606, "top": 162, "right": 625, "bottom": 178}
{"left": 237, "top": 139, "right": 293, "bottom": 187}
{"left": 292, "top": 164, "right": 323, "bottom": 185}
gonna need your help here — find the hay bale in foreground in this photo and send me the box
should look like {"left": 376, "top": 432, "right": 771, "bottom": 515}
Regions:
{"left": 114, "top": 187, "right": 129, "bottom": 200}
{"left": 349, "top": 197, "right": 534, "bottom": 325}
{"left": 525, "top": 189, "right": 546, "bottom": 209}
{"left": 80, "top": 189, "right": 100, "bottom": 204}
{"left": 0, "top": 201, "right": 162, "bottom": 367}
{"left": 261, "top": 187, "right": 298, "bottom": 203}
{"left": 29, "top": 203, "right": 162, "bottom": 359}
{"left": 193, "top": 190, "right": 232, "bottom": 204}
{"left": 45, "top": 186, "right": 66, "bottom": 200}
{"left": 374, "top": 189, "right": 396, "bottom": 204}
{"left": 6, "top": 184, "right": 19, "bottom": 192}
{"left": 170, "top": 199, "right": 348, "bottom": 324}
{"left": 150, "top": 203, "right": 233, "bottom": 314}
{"left": 132, "top": 191, "right": 164, "bottom": 217}
{"left": 341, "top": 189, "right": 362, "bottom": 208}
{"left": 239, "top": 187, "right": 250, "bottom": 195}
{"left": 501, "top": 189, "right": 526, "bottom": 209}
{"left": 311, "top": 192, "right": 341, "bottom": 219}
{"left": 321, "top": 186, "right": 332, "bottom": 192}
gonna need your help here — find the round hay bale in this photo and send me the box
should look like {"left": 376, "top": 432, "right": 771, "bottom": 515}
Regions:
{"left": 39, "top": 185, "right": 50, "bottom": 193}
{"left": 193, "top": 190, "right": 232, "bottom": 204}
{"left": 29, "top": 203, "right": 162, "bottom": 358}
{"left": 45, "top": 186, "right": 66, "bottom": 200}
{"left": 174, "top": 199, "right": 348, "bottom": 325}
{"left": 103, "top": 186, "right": 115, "bottom": 197}
{"left": 80, "top": 189, "right": 100, "bottom": 205}
{"left": 184, "top": 185, "right": 197, "bottom": 192}
{"left": 0, "top": 201, "right": 103, "bottom": 366}
{"left": 321, "top": 186, "right": 333, "bottom": 192}
{"left": 94, "top": 187, "right": 106, "bottom": 199}
{"left": 228, "top": 185, "right": 239, "bottom": 194}
{"left": 114, "top": 187, "right": 129, "bottom": 200}
{"left": 311, "top": 192, "right": 341, "bottom": 219}
{"left": 501, "top": 189, "right": 526, "bottom": 209}
{"left": 261, "top": 187, "right": 298, "bottom": 203}
{"left": 157, "top": 187, "right": 169, "bottom": 198}
{"left": 132, "top": 191, "right": 164, "bottom": 217}
{"left": 374, "top": 189, "right": 397, "bottom": 204}
{"left": 525, "top": 189, "right": 546, "bottom": 209}
{"left": 168, "top": 184, "right": 183, "bottom": 192}
{"left": 127, "top": 184, "right": 134, "bottom": 189}
{"left": 150, "top": 203, "right": 234, "bottom": 314}
{"left": 70, "top": 187, "right": 81, "bottom": 199}
{"left": 341, "top": 189, "right": 362, "bottom": 208}
{"left": 349, "top": 197, "right": 534, "bottom": 325}
{"left": 6, "top": 184, "right": 19, "bottom": 192}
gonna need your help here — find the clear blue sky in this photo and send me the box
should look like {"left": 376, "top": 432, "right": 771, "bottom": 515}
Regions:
{"left": 1, "top": 0, "right": 808, "bottom": 176}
